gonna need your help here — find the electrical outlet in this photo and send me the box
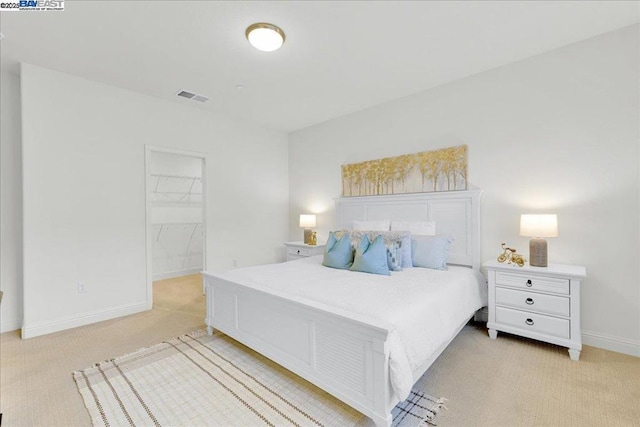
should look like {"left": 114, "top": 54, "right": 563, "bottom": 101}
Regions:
{"left": 77, "top": 282, "right": 87, "bottom": 293}
{"left": 232, "top": 259, "right": 238, "bottom": 267}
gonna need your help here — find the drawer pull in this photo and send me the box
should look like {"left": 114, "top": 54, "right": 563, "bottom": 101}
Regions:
{"left": 525, "top": 298, "right": 534, "bottom": 305}
{"left": 525, "top": 318, "right": 534, "bottom": 326}
{"left": 297, "top": 250, "right": 300, "bottom": 254}
{"left": 526, "top": 279, "right": 532, "bottom": 287}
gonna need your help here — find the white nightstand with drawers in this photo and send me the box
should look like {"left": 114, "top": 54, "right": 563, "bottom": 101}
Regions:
{"left": 484, "top": 259, "right": 587, "bottom": 361}
{"left": 284, "top": 241, "right": 326, "bottom": 261}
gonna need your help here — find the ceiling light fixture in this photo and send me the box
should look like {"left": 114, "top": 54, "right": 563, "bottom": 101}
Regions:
{"left": 245, "top": 23, "right": 285, "bottom": 52}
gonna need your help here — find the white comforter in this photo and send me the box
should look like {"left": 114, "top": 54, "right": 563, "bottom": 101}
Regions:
{"left": 221, "top": 256, "right": 487, "bottom": 401}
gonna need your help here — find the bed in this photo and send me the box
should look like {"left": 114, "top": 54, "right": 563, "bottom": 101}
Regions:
{"left": 202, "top": 189, "right": 484, "bottom": 426}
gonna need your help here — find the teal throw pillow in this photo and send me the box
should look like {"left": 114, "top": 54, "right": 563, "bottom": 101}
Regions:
{"left": 322, "top": 232, "right": 354, "bottom": 270}
{"left": 350, "top": 235, "right": 391, "bottom": 276}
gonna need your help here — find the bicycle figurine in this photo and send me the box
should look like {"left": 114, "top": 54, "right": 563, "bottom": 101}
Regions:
{"left": 497, "top": 243, "right": 525, "bottom": 267}
{"left": 511, "top": 253, "right": 525, "bottom": 267}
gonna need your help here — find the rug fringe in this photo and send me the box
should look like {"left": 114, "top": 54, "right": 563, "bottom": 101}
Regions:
{"left": 435, "top": 397, "right": 448, "bottom": 411}
{"left": 187, "top": 329, "right": 208, "bottom": 339}
{"left": 73, "top": 329, "right": 211, "bottom": 374}
{"left": 419, "top": 397, "right": 448, "bottom": 426}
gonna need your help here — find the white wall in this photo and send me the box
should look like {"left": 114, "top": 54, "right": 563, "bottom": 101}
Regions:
{"left": 20, "top": 63, "right": 289, "bottom": 337}
{"left": 0, "top": 71, "right": 23, "bottom": 333}
{"left": 289, "top": 25, "right": 640, "bottom": 356}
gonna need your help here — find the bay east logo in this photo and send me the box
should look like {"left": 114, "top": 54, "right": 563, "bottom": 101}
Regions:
{"left": 0, "top": 0, "right": 64, "bottom": 11}
{"left": 20, "top": 0, "right": 63, "bottom": 8}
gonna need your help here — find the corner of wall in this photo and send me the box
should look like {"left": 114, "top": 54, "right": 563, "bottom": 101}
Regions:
{"left": 0, "top": 70, "right": 24, "bottom": 333}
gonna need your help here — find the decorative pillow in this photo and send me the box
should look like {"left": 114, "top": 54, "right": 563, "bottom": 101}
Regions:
{"left": 348, "top": 230, "right": 410, "bottom": 269}
{"left": 385, "top": 240, "right": 403, "bottom": 272}
{"left": 322, "top": 232, "right": 354, "bottom": 270}
{"left": 331, "top": 230, "right": 349, "bottom": 240}
{"left": 399, "top": 235, "right": 413, "bottom": 268}
{"left": 352, "top": 219, "right": 391, "bottom": 231}
{"left": 346, "top": 230, "right": 368, "bottom": 246}
{"left": 350, "top": 235, "right": 391, "bottom": 276}
{"left": 411, "top": 234, "right": 455, "bottom": 270}
{"left": 346, "top": 230, "right": 408, "bottom": 246}
{"left": 391, "top": 220, "right": 436, "bottom": 236}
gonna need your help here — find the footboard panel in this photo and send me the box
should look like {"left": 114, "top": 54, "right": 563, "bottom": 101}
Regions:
{"left": 236, "top": 290, "right": 312, "bottom": 365}
{"left": 203, "top": 272, "right": 396, "bottom": 426}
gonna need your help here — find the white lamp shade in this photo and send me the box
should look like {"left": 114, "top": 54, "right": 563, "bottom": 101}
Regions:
{"left": 299, "top": 214, "right": 316, "bottom": 228}
{"left": 520, "top": 214, "right": 558, "bottom": 238}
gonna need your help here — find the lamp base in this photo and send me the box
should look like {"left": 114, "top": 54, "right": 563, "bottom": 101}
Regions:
{"left": 303, "top": 228, "right": 312, "bottom": 244}
{"left": 529, "top": 238, "right": 548, "bottom": 267}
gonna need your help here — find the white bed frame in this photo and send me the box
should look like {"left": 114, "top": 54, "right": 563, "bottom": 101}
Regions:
{"left": 203, "top": 189, "right": 482, "bottom": 426}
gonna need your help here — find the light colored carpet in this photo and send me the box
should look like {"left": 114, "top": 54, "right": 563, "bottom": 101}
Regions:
{"left": 1, "top": 275, "right": 206, "bottom": 427}
{"left": 2, "top": 274, "right": 639, "bottom": 426}
{"left": 73, "top": 330, "right": 445, "bottom": 427}
{"left": 152, "top": 274, "right": 206, "bottom": 315}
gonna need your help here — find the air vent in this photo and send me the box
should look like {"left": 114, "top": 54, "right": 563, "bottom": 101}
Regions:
{"left": 177, "top": 90, "right": 195, "bottom": 99}
{"left": 176, "top": 90, "right": 209, "bottom": 103}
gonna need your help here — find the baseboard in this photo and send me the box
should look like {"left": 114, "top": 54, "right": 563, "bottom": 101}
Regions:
{"left": 1, "top": 317, "right": 22, "bottom": 334}
{"left": 582, "top": 330, "right": 640, "bottom": 357}
{"left": 21, "top": 301, "right": 149, "bottom": 339}
{"left": 153, "top": 268, "right": 202, "bottom": 281}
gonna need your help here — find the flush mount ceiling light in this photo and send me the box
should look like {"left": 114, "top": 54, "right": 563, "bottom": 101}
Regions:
{"left": 245, "top": 23, "right": 285, "bottom": 52}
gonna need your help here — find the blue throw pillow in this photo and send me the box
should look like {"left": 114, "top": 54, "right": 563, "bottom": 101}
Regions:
{"left": 322, "top": 232, "right": 354, "bottom": 269}
{"left": 411, "top": 235, "right": 454, "bottom": 270}
{"left": 350, "top": 235, "right": 391, "bottom": 276}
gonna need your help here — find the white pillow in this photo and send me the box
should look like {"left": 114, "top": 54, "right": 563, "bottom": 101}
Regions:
{"left": 391, "top": 220, "right": 436, "bottom": 236}
{"left": 352, "top": 219, "right": 391, "bottom": 231}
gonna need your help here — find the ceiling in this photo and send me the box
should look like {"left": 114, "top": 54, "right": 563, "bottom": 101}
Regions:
{"left": 1, "top": 1, "right": 638, "bottom": 132}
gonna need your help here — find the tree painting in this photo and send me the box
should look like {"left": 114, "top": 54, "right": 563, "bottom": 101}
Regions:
{"left": 341, "top": 145, "right": 468, "bottom": 197}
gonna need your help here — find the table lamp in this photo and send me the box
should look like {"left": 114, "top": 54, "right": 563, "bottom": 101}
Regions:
{"left": 299, "top": 214, "right": 316, "bottom": 245}
{"left": 520, "top": 214, "right": 558, "bottom": 267}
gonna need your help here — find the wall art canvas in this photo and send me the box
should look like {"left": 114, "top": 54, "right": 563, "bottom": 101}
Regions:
{"left": 341, "top": 145, "right": 468, "bottom": 197}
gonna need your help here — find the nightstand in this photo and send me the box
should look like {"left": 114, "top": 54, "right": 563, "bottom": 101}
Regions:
{"left": 484, "top": 259, "right": 587, "bottom": 361}
{"left": 284, "top": 241, "right": 326, "bottom": 261}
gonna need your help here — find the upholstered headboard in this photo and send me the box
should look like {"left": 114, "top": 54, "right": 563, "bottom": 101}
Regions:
{"left": 335, "top": 189, "right": 482, "bottom": 270}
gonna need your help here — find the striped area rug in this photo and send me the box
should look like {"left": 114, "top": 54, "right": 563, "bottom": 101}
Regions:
{"left": 73, "top": 331, "right": 446, "bottom": 426}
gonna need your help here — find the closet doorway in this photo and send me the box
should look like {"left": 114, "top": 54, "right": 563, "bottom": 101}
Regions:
{"left": 145, "top": 146, "right": 206, "bottom": 308}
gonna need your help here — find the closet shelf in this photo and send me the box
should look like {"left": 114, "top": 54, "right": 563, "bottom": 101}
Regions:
{"left": 152, "top": 191, "right": 202, "bottom": 195}
{"left": 153, "top": 222, "right": 202, "bottom": 243}
{"left": 151, "top": 222, "right": 202, "bottom": 226}
{"left": 150, "top": 173, "right": 202, "bottom": 180}
{"left": 150, "top": 173, "right": 203, "bottom": 204}
{"left": 151, "top": 201, "right": 203, "bottom": 208}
